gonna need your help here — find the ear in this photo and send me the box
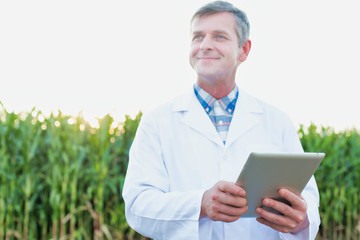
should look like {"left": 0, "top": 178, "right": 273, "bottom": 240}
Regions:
{"left": 238, "top": 39, "right": 251, "bottom": 63}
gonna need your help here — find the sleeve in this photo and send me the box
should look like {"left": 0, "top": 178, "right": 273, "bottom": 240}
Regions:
{"left": 122, "top": 112, "right": 205, "bottom": 240}
{"left": 279, "top": 115, "right": 321, "bottom": 240}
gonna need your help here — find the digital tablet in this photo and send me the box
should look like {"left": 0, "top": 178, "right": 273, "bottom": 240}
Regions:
{"left": 236, "top": 152, "right": 325, "bottom": 218}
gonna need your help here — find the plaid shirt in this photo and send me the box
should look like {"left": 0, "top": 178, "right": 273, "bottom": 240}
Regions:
{"left": 194, "top": 84, "right": 238, "bottom": 144}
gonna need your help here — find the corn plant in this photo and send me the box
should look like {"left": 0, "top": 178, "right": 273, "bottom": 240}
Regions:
{"left": 0, "top": 102, "right": 144, "bottom": 239}
{"left": 299, "top": 124, "right": 360, "bottom": 240}
{"left": 2, "top": 101, "right": 359, "bottom": 240}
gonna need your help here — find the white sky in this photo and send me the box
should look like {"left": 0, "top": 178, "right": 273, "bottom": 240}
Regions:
{"left": 0, "top": 0, "right": 359, "bottom": 130}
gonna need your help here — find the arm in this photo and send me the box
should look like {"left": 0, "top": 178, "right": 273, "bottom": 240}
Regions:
{"left": 255, "top": 115, "right": 320, "bottom": 239}
{"left": 122, "top": 113, "right": 204, "bottom": 239}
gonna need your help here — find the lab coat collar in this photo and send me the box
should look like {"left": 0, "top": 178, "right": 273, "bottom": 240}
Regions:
{"left": 172, "top": 88, "right": 263, "bottom": 148}
{"left": 226, "top": 89, "right": 263, "bottom": 148}
{"left": 173, "top": 90, "right": 222, "bottom": 146}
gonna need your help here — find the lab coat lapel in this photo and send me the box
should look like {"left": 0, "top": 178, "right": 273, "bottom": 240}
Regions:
{"left": 225, "top": 89, "right": 263, "bottom": 148}
{"left": 172, "top": 91, "right": 223, "bottom": 147}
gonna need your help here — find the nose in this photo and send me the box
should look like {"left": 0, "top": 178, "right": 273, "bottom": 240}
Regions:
{"left": 200, "top": 35, "right": 213, "bottom": 50}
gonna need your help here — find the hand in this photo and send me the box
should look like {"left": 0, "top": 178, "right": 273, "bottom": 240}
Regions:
{"left": 200, "top": 181, "right": 248, "bottom": 222}
{"left": 255, "top": 188, "right": 309, "bottom": 233}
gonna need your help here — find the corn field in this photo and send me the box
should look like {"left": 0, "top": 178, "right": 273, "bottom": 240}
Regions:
{"left": 0, "top": 103, "right": 359, "bottom": 240}
{"left": 299, "top": 124, "right": 360, "bottom": 240}
{"left": 0, "top": 104, "right": 143, "bottom": 240}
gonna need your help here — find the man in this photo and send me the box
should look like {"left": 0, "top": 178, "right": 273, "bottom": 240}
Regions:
{"left": 122, "top": 1, "right": 320, "bottom": 239}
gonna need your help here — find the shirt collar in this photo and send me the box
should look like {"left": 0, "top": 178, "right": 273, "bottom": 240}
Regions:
{"left": 194, "top": 83, "right": 238, "bottom": 114}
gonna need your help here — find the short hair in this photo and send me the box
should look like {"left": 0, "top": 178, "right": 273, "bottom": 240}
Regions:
{"left": 191, "top": 1, "right": 250, "bottom": 47}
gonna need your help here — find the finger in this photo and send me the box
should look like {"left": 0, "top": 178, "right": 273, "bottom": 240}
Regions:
{"left": 259, "top": 197, "right": 307, "bottom": 230}
{"left": 213, "top": 203, "right": 248, "bottom": 217}
{"left": 256, "top": 217, "right": 293, "bottom": 233}
{"left": 209, "top": 211, "right": 242, "bottom": 222}
{"left": 261, "top": 198, "right": 294, "bottom": 218}
{"left": 279, "top": 189, "right": 307, "bottom": 212}
{"left": 278, "top": 189, "right": 307, "bottom": 223}
{"left": 212, "top": 190, "right": 247, "bottom": 208}
{"left": 218, "top": 181, "right": 246, "bottom": 197}
{"left": 256, "top": 207, "right": 298, "bottom": 231}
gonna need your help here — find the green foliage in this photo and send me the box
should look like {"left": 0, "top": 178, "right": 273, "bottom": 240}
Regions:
{"left": 0, "top": 106, "right": 143, "bottom": 240}
{"left": 299, "top": 124, "right": 360, "bottom": 240}
{"left": 0, "top": 103, "right": 359, "bottom": 240}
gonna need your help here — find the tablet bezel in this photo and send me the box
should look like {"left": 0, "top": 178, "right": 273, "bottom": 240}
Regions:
{"left": 236, "top": 152, "right": 325, "bottom": 218}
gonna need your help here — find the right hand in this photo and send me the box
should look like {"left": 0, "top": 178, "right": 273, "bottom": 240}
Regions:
{"left": 200, "top": 180, "right": 248, "bottom": 222}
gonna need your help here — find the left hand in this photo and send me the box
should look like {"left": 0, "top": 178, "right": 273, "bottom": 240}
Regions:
{"left": 255, "top": 188, "right": 309, "bottom": 234}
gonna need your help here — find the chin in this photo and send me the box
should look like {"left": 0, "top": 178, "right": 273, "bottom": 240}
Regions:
{"left": 195, "top": 67, "right": 219, "bottom": 77}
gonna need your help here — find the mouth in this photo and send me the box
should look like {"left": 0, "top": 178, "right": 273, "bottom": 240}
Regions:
{"left": 197, "top": 57, "right": 219, "bottom": 61}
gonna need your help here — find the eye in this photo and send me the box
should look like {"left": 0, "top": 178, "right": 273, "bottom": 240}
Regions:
{"left": 216, "top": 35, "right": 225, "bottom": 40}
{"left": 193, "top": 35, "right": 203, "bottom": 41}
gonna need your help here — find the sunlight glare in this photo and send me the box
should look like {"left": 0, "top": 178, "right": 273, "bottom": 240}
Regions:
{"left": 79, "top": 123, "right": 86, "bottom": 132}
{"left": 14, "top": 119, "right": 19, "bottom": 128}
{"left": 31, "top": 111, "right": 38, "bottom": 118}
{"left": 38, "top": 114, "right": 45, "bottom": 123}
{"left": 88, "top": 118, "right": 100, "bottom": 129}
{"left": 55, "top": 120, "right": 61, "bottom": 128}
{"left": 68, "top": 118, "right": 76, "bottom": 125}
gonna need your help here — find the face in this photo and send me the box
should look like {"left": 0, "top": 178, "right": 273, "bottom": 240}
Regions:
{"left": 190, "top": 12, "right": 250, "bottom": 84}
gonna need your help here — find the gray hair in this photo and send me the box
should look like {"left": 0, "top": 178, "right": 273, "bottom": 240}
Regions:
{"left": 191, "top": 1, "right": 250, "bottom": 47}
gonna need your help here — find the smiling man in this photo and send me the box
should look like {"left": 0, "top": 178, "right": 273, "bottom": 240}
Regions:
{"left": 190, "top": 11, "right": 250, "bottom": 99}
{"left": 122, "top": 1, "right": 320, "bottom": 239}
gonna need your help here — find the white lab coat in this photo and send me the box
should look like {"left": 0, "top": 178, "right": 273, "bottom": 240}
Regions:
{"left": 122, "top": 88, "right": 320, "bottom": 240}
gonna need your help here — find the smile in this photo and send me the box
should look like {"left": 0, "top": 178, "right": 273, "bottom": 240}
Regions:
{"left": 197, "top": 57, "right": 219, "bottom": 60}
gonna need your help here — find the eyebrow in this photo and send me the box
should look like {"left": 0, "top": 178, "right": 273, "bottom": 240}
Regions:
{"left": 192, "top": 30, "right": 230, "bottom": 37}
{"left": 213, "top": 30, "right": 230, "bottom": 36}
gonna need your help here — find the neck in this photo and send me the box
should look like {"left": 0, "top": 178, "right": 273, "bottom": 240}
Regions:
{"left": 197, "top": 77, "right": 236, "bottom": 99}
